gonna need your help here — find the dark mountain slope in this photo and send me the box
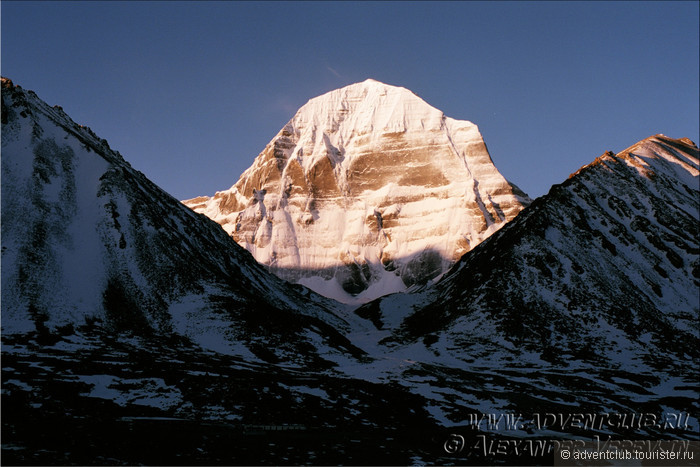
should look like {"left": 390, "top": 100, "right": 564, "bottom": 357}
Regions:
{"left": 1, "top": 76, "right": 360, "bottom": 366}
{"left": 398, "top": 135, "right": 699, "bottom": 363}
{"left": 351, "top": 135, "right": 699, "bottom": 429}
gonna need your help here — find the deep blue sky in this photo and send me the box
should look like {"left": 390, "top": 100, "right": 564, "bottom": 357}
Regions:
{"left": 2, "top": 1, "right": 698, "bottom": 200}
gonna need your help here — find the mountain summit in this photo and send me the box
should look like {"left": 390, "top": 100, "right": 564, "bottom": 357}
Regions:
{"left": 184, "top": 80, "right": 530, "bottom": 302}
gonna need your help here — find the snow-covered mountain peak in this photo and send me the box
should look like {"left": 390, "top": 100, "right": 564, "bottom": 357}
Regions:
{"left": 573, "top": 134, "right": 699, "bottom": 186}
{"left": 617, "top": 134, "right": 698, "bottom": 175}
{"left": 184, "top": 82, "right": 530, "bottom": 303}
{"left": 285, "top": 80, "right": 457, "bottom": 154}
{"left": 4, "top": 79, "right": 698, "bottom": 462}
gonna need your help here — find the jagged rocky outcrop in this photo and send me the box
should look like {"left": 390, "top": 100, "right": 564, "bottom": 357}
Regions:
{"left": 0, "top": 76, "right": 360, "bottom": 366}
{"left": 184, "top": 79, "right": 530, "bottom": 303}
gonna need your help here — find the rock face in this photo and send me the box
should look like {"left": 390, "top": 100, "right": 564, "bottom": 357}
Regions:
{"left": 184, "top": 79, "right": 530, "bottom": 302}
{"left": 0, "top": 77, "right": 359, "bottom": 366}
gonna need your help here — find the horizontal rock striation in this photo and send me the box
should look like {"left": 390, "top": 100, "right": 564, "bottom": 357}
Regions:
{"left": 184, "top": 79, "right": 530, "bottom": 302}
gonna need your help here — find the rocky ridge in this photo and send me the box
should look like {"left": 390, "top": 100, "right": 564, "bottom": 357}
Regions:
{"left": 349, "top": 135, "right": 699, "bottom": 426}
{"left": 0, "top": 76, "right": 359, "bottom": 366}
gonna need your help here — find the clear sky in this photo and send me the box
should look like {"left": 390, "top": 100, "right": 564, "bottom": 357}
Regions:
{"left": 2, "top": 1, "right": 698, "bottom": 200}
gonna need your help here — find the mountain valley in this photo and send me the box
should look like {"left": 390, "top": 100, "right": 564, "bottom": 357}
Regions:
{"left": 2, "top": 78, "right": 698, "bottom": 465}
